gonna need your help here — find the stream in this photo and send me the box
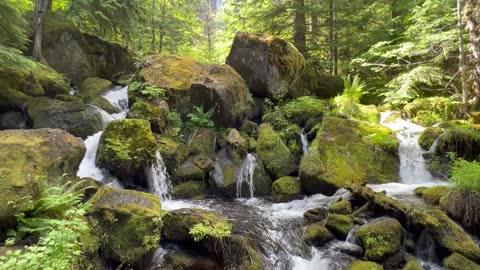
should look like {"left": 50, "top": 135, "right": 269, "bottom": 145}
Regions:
{"left": 76, "top": 88, "right": 447, "bottom": 269}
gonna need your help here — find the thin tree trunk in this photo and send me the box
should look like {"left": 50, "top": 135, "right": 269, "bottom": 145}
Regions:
{"left": 151, "top": 0, "right": 157, "bottom": 51}
{"left": 33, "top": 0, "right": 50, "bottom": 63}
{"left": 205, "top": 0, "right": 215, "bottom": 61}
{"left": 311, "top": 14, "right": 319, "bottom": 44}
{"left": 329, "top": 0, "right": 334, "bottom": 75}
{"left": 465, "top": 0, "right": 480, "bottom": 103}
{"left": 158, "top": 0, "right": 167, "bottom": 53}
{"left": 293, "top": 0, "right": 307, "bottom": 55}
{"left": 457, "top": 0, "right": 468, "bottom": 106}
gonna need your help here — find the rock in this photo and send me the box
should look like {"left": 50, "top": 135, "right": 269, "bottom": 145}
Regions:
{"left": 96, "top": 119, "right": 157, "bottom": 178}
{"left": 292, "top": 60, "right": 344, "bottom": 98}
{"left": 329, "top": 200, "right": 353, "bottom": 215}
{"left": 188, "top": 128, "right": 216, "bottom": 156}
{"left": 418, "top": 127, "right": 443, "bottom": 151}
{"left": 250, "top": 154, "right": 273, "bottom": 197}
{"left": 418, "top": 186, "right": 451, "bottom": 205}
{"left": 156, "top": 136, "right": 188, "bottom": 174}
{"left": 256, "top": 124, "right": 296, "bottom": 179}
{"left": 304, "top": 208, "right": 328, "bottom": 222}
{"left": 127, "top": 100, "right": 169, "bottom": 133}
{"left": 281, "top": 96, "right": 328, "bottom": 126}
{"left": 192, "top": 155, "right": 215, "bottom": 173}
{"left": 443, "top": 253, "right": 480, "bottom": 270}
{"left": 27, "top": 97, "right": 103, "bottom": 138}
{"left": 300, "top": 117, "right": 400, "bottom": 195}
{"left": 435, "top": 121, "right": 480, "bottom": 161}
{"left": 140, "top": 55, "right": 249, "bottom": 126}
{"left": 241, "top": 120, "right": 259, "bottom": 138}
{"left": 271, "top": 176, "right": 302, "bottom": 203}
{"left": 440, "top": 189, "right": 480, "bottom": 235}
{"left": 160, "top": 251, "right": 221, "bottom": 270}
{"left": 226, "top": 32, "right": 305, "bottom": 100}
{"left": 402, "top": 259, "right": 424, "bottom": 270}
{"left": 304, "top": 223, "right": 334, "bottom": 247}
{"left": 404, "top": 97, "right": 456, "bottom": 127}
{"left": 226, "top": 128, "right": 248, "bottom": 159}
{"left": 325, "top": 214, "right": 355, "bottom": 240}
{"left": 41, "top": 13, "right": 134, "bottom": 84}
{"left": 173, "top": 181, "right": 208, "bottom": 199}
{"left": 0, "top": 128, "right": 85, "bottom": 224}
{"left": 79, "top": 77, "right": 113, "bottom": 101}
{"left": 347, "top": 260, "right": 383, "bottom": 270}
{"left": 174, "top": 159, "right": 205, "bottom": 183}
{"left": 0, "top": 111, "right": 27, "bottom": 130}
{"left": 162, "top": 208, "right": 229, "bottom": 243}
{"left": 89, "top": 96, "right": 120, "bottom": 114}
{"left": 88, "top": 186, "right": 161, "bottom": 264}
{"left": 355, "top": 218, "right": 403, "bottom": 262}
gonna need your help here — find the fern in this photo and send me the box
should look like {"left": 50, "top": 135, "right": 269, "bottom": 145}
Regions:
{"left": 186, "top": 106, "right": 215, "bottom": 130}
{"left": 189, "top": 221, "right": 232, "bottom": 242}
{"left": 333, "top": 75, "right": 366, "bottom": 119}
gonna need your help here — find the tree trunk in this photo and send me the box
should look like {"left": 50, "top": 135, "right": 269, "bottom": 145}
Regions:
{"left": 465, "top": 0, "right": 480, "bottom": 103}
{"left": 311, "top": 14, "right": 319, "bottom": 45}
{"left": 206, "top": 0, "right": 214, "bottom": 61}
{"left": 329, "top": 0, "right": 338, "bottom": 75}
{"left": 33, "top": 0, "right": 50, "bottom": 63}
{"left": 158, "top": 0, "right": 167, "bottom": 53}
{"left": 457, "top": 0, "right": 468, "bottom": 106}
{"left": 293, "top": 0, "right": 307, "bottom": 55}
{"left": 151, "top": 0, "right": 157, "bottom": 51}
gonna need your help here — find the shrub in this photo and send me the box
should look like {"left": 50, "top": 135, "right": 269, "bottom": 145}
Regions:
{"left": 186, "top": 106, "right": 215, "bottom": 130}
{"left": 449, "top": 157, "right": 480, "bottom": 193}
{"left": 140, "top": 86, "right": 166, "bottom": 99}
{"left": 189, "top": 221, "right": 232, "bottom": 242}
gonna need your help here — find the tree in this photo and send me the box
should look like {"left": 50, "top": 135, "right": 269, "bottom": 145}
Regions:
{"left": 0, "top": 0, "right": 28, "bottom": 49}
{"left": 293, "top": 0, "right": 306, "bottom": 56}
{"left": 465, "top": 0, "right": 480, "bottom": 103}
{"left": 32, "top": 0, "right": 51, "bottom": 62}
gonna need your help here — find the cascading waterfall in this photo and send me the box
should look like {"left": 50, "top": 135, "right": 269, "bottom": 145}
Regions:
{"left": 77, "top": 131, "right": 107, "bottom": 181}
{"left": 236, "top": 153, "right": 257, "bottom": 198}
{"left": 300, "top": 128, "right": 309, "bottom": 156}
{"left": 146, "top": 151, "right": 172, "bottom": 201}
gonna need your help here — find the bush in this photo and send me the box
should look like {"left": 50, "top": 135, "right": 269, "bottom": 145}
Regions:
{"left": 404, "top": 97, "right": 458, "bottom": 126}
{"left": 186, "top": 106, "right": 215, "bottom": 130}
{"left": 333, "top": 75, "right": 366, "bottom": 119}
{"left": 450, "top": 157, "right": 480, "bottom": 193}
{"left": 189, "top": 221, "right": 232, "bottom": 242}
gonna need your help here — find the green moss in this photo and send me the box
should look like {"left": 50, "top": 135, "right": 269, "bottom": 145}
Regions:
{"left": 356, "top": 218, "right": 403, "bottom": 262}
{"left": 347, "top": 260, "right": 384, "bottom": 270}
{"left": 418, "top": 127, "right": 444, "bottom": 151}
{"left": 262, "top": 111, "right": 290, "bottom": 131}
{"left": 174, "top": 160, "right": 205, "bottom": 182}
{"left": 282, "top": 96, "right": 327, "bottom": 122}
{"left": 230, "top": 235, "right": 263, "bottom": 270}
{"left": 156, "top": 136, "right": 188, "bottom": 173}
{"left": 402, "top": 259, "right": 424, "bottom": 270}
{"left": 188, "top": 128, "right": 216, "bottom": 156}
{"left": 325, "top": 214, "right": 354, "bottom": 240}
{"left": 420, "top": 186, "right": 451, "bottom": 205}
{"left": 404, "top": 97, "right": 457, "bottom": 126}
{"left": 256, "top": 124, "right": 296, "bottom": 179}
{"left": 241, "top": 120, "right": 259, "bottom": 138}
{"left": 89, "top": 96, "right": 120, "bottom": 114}
{"left": 79, "top": 77, "right": 113, "bottom": 101}
{"left": 271, "top": 176, "right": 302, "bottom": 203}
{"left": 127, "top": 100, "right": 169, "bottom": 133}
{"left": 443, "top": 253, "right": 480, "bottom": 270}
{"left": 55, "top": 94, "right": 83, "bottom": 103}
{"left": 304, "top": 223, "right": 334, "bottom": 247}
{"left": 226, "top": 128, "right": 248, "bottom": 159}
{"left": 436, "top": 122, "right": 480, "bottom": 160}
{"left": 173, "top": 181, "right": 208, "bottom": 199}
{"left": 329, "top": 200, "right": 353, "bottom": 215}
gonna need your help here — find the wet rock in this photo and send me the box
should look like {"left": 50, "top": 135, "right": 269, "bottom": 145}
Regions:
{"left": 325, "top": 214, "right": 355, "bottom": 240}
{"left": 156, "top": 136, "right": 188, "bottom": 174}
{"left": 418, "top": 127, "right": 443, "bottom": 151}
{"left": 174, "top": 159, "right": 206, "bottom": 183}
{"left": 128, "top": 100, "right": 170, "bottom": 133}
{"left": 271, "top": 176, "right": 302, "bottom": 203}
{"left": 415, "top": 186, "right": 451, "bottom": 205}
{"left": 89, "top": 96, "right": 120, "bottom": 114}
{"left": 329, "top": 200, "right": 353, "bottom": 215}
{"left": 304, "top": 223, "right": 334, "bottom": 247}
{"left": 304, "top": 208, "right": 328, "bottom": 223}
{"left": 355, "top": 218, "right": 403, "bottom": 262}
{"left": 347, "top": 260, "right": 383, "bottom": 270}
{"left": 79, "top": 77, "right": 113, "bottom": 101}
{"left": 443, "top": 253, "right": 480, "bottom": 270}
{"left": 173, "top": 181, "right": 208, "bottom": 200}
{"left": 27, "top": 97, "right": 103, "bottom": 138}
{"left": 330, "top": 242, "right": 364, "bottom": 259}
{"left": 0, "top": 111, "right": 27, "bottom": 130}
{"left": 188, "top": 128, "right": 216, "bottom": 156}
{"left": 226, "top": 32, "right": 304, "bottom": 100}
{"left": 88, "top": 186, "right": 161, "bottom": 264}
{"left": 140, "top": 55, "right": 249, "bottom": 126}
{"left": 402, "top": 258, "right": 424, "bottom": 270}
{"left": 159, "top": 251, "right": 221, "bottom": 270}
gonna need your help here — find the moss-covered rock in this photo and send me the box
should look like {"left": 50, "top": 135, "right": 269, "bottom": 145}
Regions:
{"left": 226, "top": 128, "right": 248, "bottom": 160}
{"left": 88, "top": 186, "right": 161, "bottom": 264}
{"left": 156, "top": 136, "right": 188, "bottom": 174}
{"left": 292, "top": 61, "right": 343, "bottom": 99}
{"left": 192, "top": 155, "right": 215, "bottom": 173}
{"left": 174, "top": 160, "right": 206, "bottom": 183}
{"left": 173, "top": 181, "right": 208, "bottom": 200}
{"left": 355, "top": 218, "right": 403, "bottom": 262}
{"left": 162, "top": 251, "right": 221, "bottom": 270}
{"left": 226, "top": 32, "right": 305, "bottom": 100}
{"left": 189, "top": 128, "right": 216, "bottom": 156}
{"left": 241, "top": 120, "right": 259, "bottom": 138}
{"left": 418, "top": 186, "right": 451, "bottom": 205}
{"left": 329, "top": 200, "right": 353, "bottom": 215}
{"left": 418, "top": 127, "right": 444, "bottom": 151}
{"left": 444, "top": 253, "right": 480, "bottom": 270}
{"left": 140, "top": 55, "right": 249, "bottom": 126}
{"left": 304, "top": 223, "right": 334, "bottom": 247}
{"left": 300, "top": 117, "right": 400, "bottom": 195}
{"left": 0, "top": 129, "right": 85, "bottom": 222}
{"left": 89, "top": 96, "right": 120, "bottom": 114}
{"left": 304, "top": 208, "right": 328, "bottom": 223}
{"left": 127, "top": 99, "right": 169, "bottom": 133}
{"left": 27, "top": 97, "right": 103, "bottom": 138}
{"left": 435, "top": 121, "right": 480, "bottom": 161}
{"left": 271, "top": 176, "right": 302, "bottom": 203}
{"left": 256, "top": 124, "right": 296, "bottom": 179}
{"left": 162, "top": 208, "right": 229, "bottom": 243}
{"left": 347, "top": 260, "right": 384, "bottom": 270}
{"left": 96, "top": 119, "right": 157, "bottom": 178}
{"left": 402, "top": 259, "right": 424, "bottom": 270}
{"left": 79, "top": 77, "right": 113, "bottom": 101}
{"left": 440, "top": 189, "right": 480, "bottom": 235}
{"left": 325, "top": 214, "right": 354, "bottom": 240}
{"left": 404, "top": 97, "right": 456, "bottom": 127}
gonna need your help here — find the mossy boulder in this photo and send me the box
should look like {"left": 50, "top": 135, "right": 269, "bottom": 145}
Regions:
{"left": 162, "top": 208, "right": 229, "bottom": 243}
{"left": 443, "top": 253, "right": 480, "bottom": 270}
{"left": 161, "top": 251, "right": 221, "bottom": 270}
{"left": 292, "top": 61, "right": 343, "bottom": 99}
{"left": 88, "top": 186, "right": 161, "bottom": 264}
{"left": 304, "top": 223, "right": 334, "bottom": 247}
{"left": 329, "top": 200, "right": 353, "bottom": 215}
{"left": 156, "top": 136, "right": 188, "bottom": 174}
{"left": 402, "top": 259, "right": 424, "bottom": 270}
{"left": 128, "top": 100, "right": 169, "bottom": 133}
{"left": 435, "top": 121, "right": 480, "bottom": 161}
{"left": 189, "top": 128, "right": 216, "bottom": 156}
{"left": 0, "top": 129, "right": 85, "bottom": 221}
{"left": 174, "top": 159, "right": 206, "bottom": 183}
{"left": 226, "top": 32, "right": 305, "bottom": 100}
{"left": 355, "top": 218, "right": 403, "bottom": 262}
{"left": 27, "top": 97, "right": 103, "bottom": 138}
{"left": 79, "top": 77, "right": 113, "bottom": 101}
{"left": 173, "top": 181, "right": 208, "bottom": 199}
{"left": 417, "top": 186, "right": 451, "bottom": 205}
{"left": 89, "top": 96, "right": 120, "bottom": 114}
{"left": 347, "top": 260, "right": 384, "bottom": 270}
{"left": 241, "top": 120, "right": 259, "bottom": 138}
{"left": 325, "top": 214, "right": 355, "bottom": 240}
{"left": 96, "top": 119, "right": 157, "bottom": 178}
{"left": 418, "top": 127, "right": 444, "bottom": 151}
{"left": 256, "top": 124, "right": 296, "bottom": 179}
{"left": 271, "top": 176, "right": 302, "bottom": 203}
{"left": 404, "top": 97, "right": 456, "bottom": 127}
{"left": 300, "top": 117, "right": 400, "bottom": 195}
{"left": 140, "top": 55, "right": 249, "bottom": 126}
{"left": 226, "top": 128, "right": 248, "bottom": 159}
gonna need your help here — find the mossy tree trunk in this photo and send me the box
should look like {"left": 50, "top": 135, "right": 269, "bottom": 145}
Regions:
{"left": 293, "top": 0, "right": 307, "bottom": 56}
{"left": 465, "top": 0, "right": 480, "bottom": 104}
{"left": 33, "top": 0, "right": 50, "bottom": 63}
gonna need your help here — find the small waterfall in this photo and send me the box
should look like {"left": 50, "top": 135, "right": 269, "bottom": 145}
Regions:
{"left": 101, "top": 85, "right": 129, "bottom": 111}
{"left": 89, "top": 105, "right": 114, "bottom": 126}
{"left": 77, "top": 131, "right": 107, "bottom": 180}
{"left": 236, "top": 153, "right": 257, "bottom": 198}
{"left": 146, "top": 151, "right": 172, "bottom": 201}
{"left": 345, "top": 225, "right": 359, "bottom": 245}
{"left": 300, "top": 128, "right": 309, "bottom": 156}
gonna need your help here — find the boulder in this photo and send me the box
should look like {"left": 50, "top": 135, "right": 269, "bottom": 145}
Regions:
{"left": 355, "top": 218, "right": 403, "bottom": 262}
{"left": 160, "top": 251, "right": 221, "bottom": 270}
{"left": 240, "top": 120, "right": 259, "bottom": 138}
{"left": 435, "top": 121, "right": 480, "bottom": 161}
{"left": 88, "top": 186, "right": 161, "bottom": 264}
{"left": 300, "top": 117, "right": 400, "bottom": 195}
{"left": 226, "top": 32, "right": 305, "bottom": 100}
{"left": 89, "top": 96, "right": 120, "bottom": 114}
{"left": 303, "top": 208, "right": 328, "bottom": 223}
{"left": 329, "top": 200, "right": 353, "bottom": 215}
{"left": 127, "top": 100, "right": 169, "bottom": 133}
{"left": 292, "top": 61, "right": 344, "bottom": 99}
{"left": 304, "top": 223, "right": 334, "bottom": 247}
{"left": 188, "top": 128, "right": 216, "bottom": 156}
{"left": 418, "top": 127, "right": 443, "bottom": 151}
{"left": 443, "top": 253, "right": 480, "bottom": 270}
{"left": 226, "top": 128, "right": 248, "bottom": 159}
{"left": 256, "top": 124, "right": 296, "bottom": 179}
{"left": 416, "top": 186, "right": 451, "bottom": 205}
{"left": 156, "top": 136, "right": 188, "bottom": 174}
{"left": 27, "top": 97, "right": 103, "bottom": 139}
{"left": 192, "top": 155, "right": 215, "bottom": 173}
{"left": 0, "top": 111, "right": 27, "bottom": 130}
{"left": 79, "top": 77, "right": 113, "bottom": 101}
{"left": 140, "top": 55, "right": 249, "bottom": 126}
{"left": 173, "top": 181, "right": 208, "bottom": 200}
{"left": 0, "top": 129, "right": 85, "bottom": 221}
{"left": 402, "top": 259, "right": 424, "bottom": 270}
{"left": 325, "top": 214, "right": 354, "bottom": 240}
{"left": 174, "top": 159, "right": 205, "bottom": 183}
{"left": 96, "top": 119, "right": 157, "bottom": 178}
{"left": 404, "top": 97, "right": 456, "bottom": 127}
{"left": 347, "top": 260, "right": 383, "bottom": 270}
{"left": 41, "top": 13, "right": 134, "bottom": 85}
{"left": 271, "top": 176, "right": 302, "bottom": 203}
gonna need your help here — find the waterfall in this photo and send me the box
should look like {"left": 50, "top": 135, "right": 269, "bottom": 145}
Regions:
{"left": 300, "top": 128, "right": 309, "bottom": 156}
{"left": 77, "top": 131, "right": 107, "bottom": 181}
{"left": 146, "top": 151, "right": 172, "bottom": 201}
{"left": 236, "top": 153, "right": 257, "bottom": 198}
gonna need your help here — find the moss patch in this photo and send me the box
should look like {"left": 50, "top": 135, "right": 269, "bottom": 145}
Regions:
{"left": 443, "top": 253, "right": 480, "bottom": 270}
{"left": 127, "top": 100, "right": 169, "bottom": 133}
{"left": 325, "top": 214, "right": 354, "bottom": 240}
{"left": 420, "top": 186, "right": 451, "bottom": 205}
{"left": 79, "top": 77, "right": 113, "bottom": 101}
{"left": 271, "top": 176, "right": 302, "bottom": 203}
{"left": 418, "top": 127, "right": 444, "bottom": 151}
{"left": 347, "top": 260, "right": 384, "bottom": 270}
{"left": 355, "top": 218, "right": 403, "bottom": 262}
{"left": 304, "top": 223, "right": 334, "bottom": 247}
{"left": 329, "top": 200, "right": 353, "bottom": 215}
{"left": 173, "top": 181, "right": 208, "bottom": 199}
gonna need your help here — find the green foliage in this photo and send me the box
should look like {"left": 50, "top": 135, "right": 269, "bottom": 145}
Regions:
{"left": 140, "top": 86, "right": 166, "bottom": 100}
{"left": 450, "top": 157, "right": 480, "bottom": 193}
{"left": 283, "top": 96, "right": 327, "bottom": 119}
{"left": 0, "top": 46, "right": 40, "bottom": 73}
{"left": 333, "top": 75, "right": 375, "bottom": 122}
{"left": 0, "top": 0, "right": 28, "bottom": 49}
{"left": 128, "top": 81, "right": 143, "bottom": 92}
{"left": 186, "top": 106, "right": 215, "bottom": 130}
{"left": 167, "top": 111, "right": 183, "bottom": 138}
{"left": 189, "top": 221, "right": 232, "bottom": 242}
{"left": 404, "top": 97, "right": 459, "bottom": 126}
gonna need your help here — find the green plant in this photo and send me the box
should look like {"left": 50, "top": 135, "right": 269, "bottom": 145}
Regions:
{"left": 449, "top": 156, "right": 480, "bottom": 193}
{"left": 282, "top": 96, "right": 327, "bottom": 120}
{"left": 140, "top": 86, "right": 166, "bottom": 99}
{"left": 186, "top": 106, "right": 215, "bottom": 130}
{"left": 128, "top": 81, "right": 143, "bottom": 92}
{"left": 189, "top": 221, "right": 233, "bottom": 242}
{"left": 167, "top": 111, "right": 183, "bottom": 137}
{"left": 333, "top": 75, "right": 367, "bottom": 120}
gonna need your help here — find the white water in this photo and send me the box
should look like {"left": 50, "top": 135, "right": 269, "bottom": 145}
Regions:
{"left": 300, "top": 128, "right": 309, "bottom": 156}
{"left": 236, "top": 153, "right": 257, "bottom": 198}
{"left": 146, "top": 151, "right": 172, "bottom": 201}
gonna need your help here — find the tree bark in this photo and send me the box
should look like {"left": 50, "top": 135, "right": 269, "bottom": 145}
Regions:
{"left": 329, "top": 0, "right": 338, "bottom": 75}
{"left": 33, "top": 0, "right": 50, "bottom": 63}
{"left": 158, "top": 0, "right": 167, "bottom": 53}
{"left": 205, "top": 0, "right": 215, "bottom": 61}
{"left": 465, "top": 0, "right": 480, "bottom": 103}
{"left": 293, "top": 0, "right": 307, "bottom": 55}
{"left": 151, "top": 0, "right": 157, "bottom": 51}
{"left": 457, "top": 0, "right": 468, "bottom": 106}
